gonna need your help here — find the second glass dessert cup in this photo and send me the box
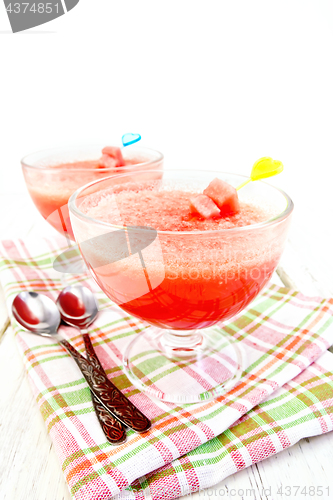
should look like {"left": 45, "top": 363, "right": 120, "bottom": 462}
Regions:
{"left": 21, "top": 144, "right": 163, "bottom": 240}
{"left": 69, "top": 170, "right": 293, "bottom": 403}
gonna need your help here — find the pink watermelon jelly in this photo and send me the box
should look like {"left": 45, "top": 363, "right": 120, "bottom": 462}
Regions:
{"left": 98, "top": 155, "right": 119, "bottom": 168}
{"left": 203, "top": 178, "right": 240, "bottom": 215}
{"left": 101, "top": 146, "right": 125, "bottom": 167}
{"left": 190, "top": 194, "right": 220, "bottom": 219}
{"left": 77, "top": 182, "right": 280, "bottom": 329}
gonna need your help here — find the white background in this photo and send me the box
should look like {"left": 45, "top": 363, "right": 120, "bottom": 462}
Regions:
{"left": 0, "top": 1, "right": 332, "bottom": 190}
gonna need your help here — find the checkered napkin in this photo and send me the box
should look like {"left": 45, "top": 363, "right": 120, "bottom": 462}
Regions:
{"left": 119, "top": 349, "right": 333, "bottom": 500}
{"left": 1, "top": 237, "right": 333, "bottom": 500}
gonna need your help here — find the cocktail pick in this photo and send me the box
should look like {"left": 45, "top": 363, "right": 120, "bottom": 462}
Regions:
{"left": 236, "top": 157, "right": 284, "bottom": 191}
{"left": 122, "top": 133, "right": 141, "bottom": 147}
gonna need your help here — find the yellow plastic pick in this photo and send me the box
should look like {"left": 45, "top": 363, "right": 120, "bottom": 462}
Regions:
{"left": 236, "top": 157, "right": 284, "bottom": 191}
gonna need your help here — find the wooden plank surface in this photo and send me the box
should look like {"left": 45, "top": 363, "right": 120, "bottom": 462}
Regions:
{"left": 0, "top": 194, "right": 332, "bottom": 500}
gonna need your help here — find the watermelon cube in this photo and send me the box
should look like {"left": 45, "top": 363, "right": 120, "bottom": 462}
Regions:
{"left": 101, "top": 146, "right": 125, "bottom": 166}
{"left": 203, "top": 178, "right": 240, "bottom": 215}
{"left": 98, "top": 154, "right": 118, "bottom": 169}
{"left": 190, "top": 194, "right": 221, "bottom": 219}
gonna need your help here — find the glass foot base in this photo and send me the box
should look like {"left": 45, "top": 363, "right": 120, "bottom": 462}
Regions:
{"left": 123, "top": 327, "right": 244, "bottom": 403}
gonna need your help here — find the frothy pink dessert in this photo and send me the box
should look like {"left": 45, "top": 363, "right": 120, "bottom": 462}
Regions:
{"left": 75, "top": 180, "right": 283, "bottom": 329}
{"left": 80, "top": 182, "right": 274, "bottom": 231}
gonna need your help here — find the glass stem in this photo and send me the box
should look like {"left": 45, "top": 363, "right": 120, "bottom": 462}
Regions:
{"left": 160, "top": 329, "right": 205, "bottom": 358}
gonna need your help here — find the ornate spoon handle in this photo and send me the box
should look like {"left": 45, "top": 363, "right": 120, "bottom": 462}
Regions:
{"left": 82, "top": 333, "right": 151, "bottom": 433}
{"left": 59, "top": 339, "right": 126, "bottom": 444}
{"left": 91, "top": 394, "right": 126, "bottom": 445}
{"left": 60, "top": 338, "right": 151, "bottom": 433}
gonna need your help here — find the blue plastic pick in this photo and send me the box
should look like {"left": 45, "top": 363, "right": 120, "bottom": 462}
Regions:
{"left": 122, "top": 133, "right": 141, "bottom": 147}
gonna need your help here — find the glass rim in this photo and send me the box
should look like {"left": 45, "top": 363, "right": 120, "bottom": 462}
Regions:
{"left": 68, "top": 169, "right": 294, "bottom": 236}
{"left": 20, "top": 145, "right": 164, "bottom": 172}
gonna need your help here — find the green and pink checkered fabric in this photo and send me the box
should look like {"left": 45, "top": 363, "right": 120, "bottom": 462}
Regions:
{"left": 120, "top": 350, "right": 333, "bottom": 500}
{"left": 1, "top": 237, "right": 333, "bottom": 500}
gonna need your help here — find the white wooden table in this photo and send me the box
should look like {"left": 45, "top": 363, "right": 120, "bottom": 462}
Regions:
{"left": 0, "top": 193, "right": 332, "bottom": 500}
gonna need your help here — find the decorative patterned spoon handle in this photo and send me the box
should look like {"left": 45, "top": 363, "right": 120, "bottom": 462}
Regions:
{"left": 91, "top": 394, "right": 126, "bottom": 445}
{"left": 59, "top": 339, "right": 126, "bottom": 444}
{"left": 60, "top": 338, "right": 151, "bottom": 433}
{"left": 82, "top": 333, "right": 151, "bottom": 433}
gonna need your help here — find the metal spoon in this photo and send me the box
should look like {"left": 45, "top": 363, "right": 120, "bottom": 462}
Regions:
{"left": 56, "top": 285, "right": 122, "bottom": 438}
{"left": 57, "top": 286, "right": 151, "bottom": 433}
{"left": 12, "top": 291, "right": 126, "bottom": 445}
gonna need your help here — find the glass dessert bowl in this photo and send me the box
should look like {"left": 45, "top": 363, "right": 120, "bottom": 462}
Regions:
{"left": 21, "top": 144, "right": 163, "bottom": 240}
{"left": 69, "top": 169, "right": 293, "bottom": 403}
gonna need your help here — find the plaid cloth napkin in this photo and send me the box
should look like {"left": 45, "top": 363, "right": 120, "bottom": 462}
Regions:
{"left": 0, "top": 237, "right": 333, "bottom": 500}
{"left": 119, "top": 349, "right": 333, "bottom": 500}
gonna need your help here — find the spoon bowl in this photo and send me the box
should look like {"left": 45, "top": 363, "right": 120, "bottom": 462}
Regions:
{"left": 12, "top": 291, "right": 60, "bottom": 337}
{"left": 57, "top": 285, "right": 98, "bottom": 329}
